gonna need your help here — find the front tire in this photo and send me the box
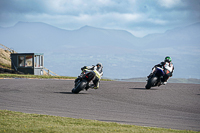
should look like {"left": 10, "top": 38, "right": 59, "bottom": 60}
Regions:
{"left": 72, "top": 80, "right": 87, "bottom": 94}
{"left": 145, "top": 79, "right": 151, "bottom": 89}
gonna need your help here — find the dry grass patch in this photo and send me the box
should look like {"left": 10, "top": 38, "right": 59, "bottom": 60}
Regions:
{"left": 0, "top": 48, "right": 11, "bottom": 69}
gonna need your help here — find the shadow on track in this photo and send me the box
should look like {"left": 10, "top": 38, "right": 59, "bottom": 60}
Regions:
{"left": 129, "top": 88, "right": 159, "bottom": 90}
{"left": 129, "top": 88, "right": 146, "bottom": 90}
{"left": 54, "top": 92, "right": 88, "bottom": 94}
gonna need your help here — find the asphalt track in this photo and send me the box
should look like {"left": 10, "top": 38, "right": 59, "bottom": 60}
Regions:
{"left": 0, "top": 79, "right": 200, "bottom": 131}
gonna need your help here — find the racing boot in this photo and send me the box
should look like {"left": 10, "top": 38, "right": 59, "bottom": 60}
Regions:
{"left": 92, "top": 82, "right": 99, "bottom": 89}
{"left": 89, "top": 84, "right": 95, "bottom": 89}
{"left": 161, "top": 81, "right": 167, "bottom": 85}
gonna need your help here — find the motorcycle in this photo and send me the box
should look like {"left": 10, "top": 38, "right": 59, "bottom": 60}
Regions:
{"left": 72, "top": 69, "right": 96, "bottom": 94}
{"left": 145, "top": 67, "right": 165, "bottom": 89}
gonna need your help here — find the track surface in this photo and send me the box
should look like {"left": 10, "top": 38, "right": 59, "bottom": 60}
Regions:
{"left": 0, "top": 79, "right": 200, "bottom": 131}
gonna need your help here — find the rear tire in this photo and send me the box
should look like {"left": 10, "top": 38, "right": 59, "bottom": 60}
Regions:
{"left": 72, "top": 80, "right": 87, "bottom": 94}
{"left": 145, "top": 77, "right": 157, "bottom": 89}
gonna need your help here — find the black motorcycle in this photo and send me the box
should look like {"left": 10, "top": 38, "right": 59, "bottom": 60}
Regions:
{"left": 72, "top": 69, "right": 96, "bottom": 94}
{"left": 145, "top": 67, "right": 165, "bottom": 89}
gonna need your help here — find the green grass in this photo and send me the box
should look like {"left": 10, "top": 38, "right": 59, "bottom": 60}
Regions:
{"left": 0, "top": 73, "right": 76, "bottom": 80}
{"left": 0, "top": 110, "right": 197, "bottom": 133}
{"left": 0, "top": 73, "right": 113, "bottom": 81}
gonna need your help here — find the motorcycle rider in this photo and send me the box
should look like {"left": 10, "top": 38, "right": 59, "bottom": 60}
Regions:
{"left": 77, "top": 63, "right": 103, "bottom": 89}
{"left": 148, "top": 56, "right": 174, "bottom": 85}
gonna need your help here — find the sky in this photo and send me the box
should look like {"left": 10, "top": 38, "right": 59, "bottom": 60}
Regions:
{"left": 0, "top": 0, "right": 200, "bottom": 37}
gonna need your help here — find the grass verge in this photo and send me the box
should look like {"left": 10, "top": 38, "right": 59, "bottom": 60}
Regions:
{"left": 0, "top": 110, "right": 197, "bottom": 133}
{"left": 0, "top": 74, "right": 113, "bottom": 81}
{"left": 0, "top": 73, "right": 76, "bottom": 80}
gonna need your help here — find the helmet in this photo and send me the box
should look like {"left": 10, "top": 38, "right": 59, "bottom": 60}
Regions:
{"left": 96, "top": 63, "right": 103, "bottom": 73}
{"left": 165, "top": 56, "right": 172, "bottom": 62}
{"left": 96, "top": 63, "right": 103, "bottom": 68}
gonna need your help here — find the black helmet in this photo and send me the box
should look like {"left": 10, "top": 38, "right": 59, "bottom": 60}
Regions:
{"left": 165, "top": 56, "right": 172, "bottom": 62}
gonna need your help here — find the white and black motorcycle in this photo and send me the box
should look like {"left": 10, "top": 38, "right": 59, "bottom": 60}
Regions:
{"left": 72, "top": 69, "right": 96, "bottom": 94}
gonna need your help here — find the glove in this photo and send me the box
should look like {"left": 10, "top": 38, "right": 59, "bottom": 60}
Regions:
{"left": 92, "top": 66, "right": 95, "bottom": 70}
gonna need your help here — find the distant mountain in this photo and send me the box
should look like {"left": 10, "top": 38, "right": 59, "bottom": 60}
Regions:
{"left": 143, "top": 22, "right": 200, "bottom": 48}
{"left": 0, "top": 22, "right": 199, "bottom": 79}
{"left": 0, "top": 22, "right": 140, "bottom": 53}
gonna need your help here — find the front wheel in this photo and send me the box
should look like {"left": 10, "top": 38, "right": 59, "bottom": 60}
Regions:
{"left": 72, "top": 80, "right": 87, "bottom": 94}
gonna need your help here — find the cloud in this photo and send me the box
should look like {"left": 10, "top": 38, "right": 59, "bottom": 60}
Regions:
{"left": 158, "top": 0, "right": 182, "bottom": 8}
{"left": 0, "top": 0, "right": 200, "bottom": 37}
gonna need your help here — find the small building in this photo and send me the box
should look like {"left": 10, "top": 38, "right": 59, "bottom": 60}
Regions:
{"left": 11, "top": 53, "right": 44, "bottom": 75}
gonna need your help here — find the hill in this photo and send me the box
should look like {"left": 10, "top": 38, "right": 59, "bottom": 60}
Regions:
{"left": 0, "top": 22, "right": 199, "bottom": 79}
{"left": 0, "top": 48, "right": 11, "bottom": 69}
{"left": 0, "top": 46, "right": 19, "bottom": 74}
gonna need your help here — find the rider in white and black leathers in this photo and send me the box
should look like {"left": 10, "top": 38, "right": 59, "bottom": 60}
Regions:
{"left": 148, "top": 56, "right": 174, "bottom": 85}
{"left": 80, "top": 63, "right": 103, "bottom": 89}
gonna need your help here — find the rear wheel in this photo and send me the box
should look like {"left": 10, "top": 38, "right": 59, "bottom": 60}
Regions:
{"left": 145, "top": 77, "right": 157, "bottom": 89}
{"left": 72, "top": 80, "right": 87, "bottom": 94}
